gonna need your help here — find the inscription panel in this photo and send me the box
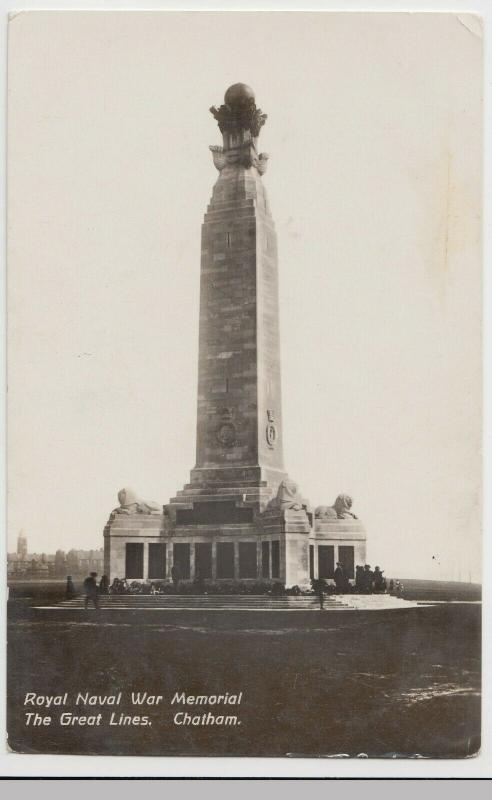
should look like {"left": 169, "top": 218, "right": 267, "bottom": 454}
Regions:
{"left": 176, "top": 501, "right": 254, "bottom": 525}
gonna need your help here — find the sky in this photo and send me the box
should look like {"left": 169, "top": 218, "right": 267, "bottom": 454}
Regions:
{"left": 7, "top": 11, "right": 482, "bottom": 581}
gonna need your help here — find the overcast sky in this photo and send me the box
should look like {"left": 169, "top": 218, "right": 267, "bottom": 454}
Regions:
{"left": 7, "top": 11, "right": 482, "bottom": 581}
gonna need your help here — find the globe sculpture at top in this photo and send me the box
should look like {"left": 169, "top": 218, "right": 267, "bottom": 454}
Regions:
{"left": 210, "top": 83, "right": 267, "bottom": 138}
{"left": 224, "top": 83, "right": 255, "bottom": 108}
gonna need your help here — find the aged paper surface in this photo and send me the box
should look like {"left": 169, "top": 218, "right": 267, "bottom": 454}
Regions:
{"left": 7, "top": 11, "right": 482, "bottom": 759}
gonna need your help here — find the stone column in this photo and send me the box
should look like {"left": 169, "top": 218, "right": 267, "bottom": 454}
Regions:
{"left": 282, "top": 510, "right": 311, "bottom": 587}
{"left": 190, "top": 542, "right": 196, "bottom": 580}
{"left": 211, "top": 540, "right": 217, "bottom": 580}
{"left": 142, "top": 542, "right": 149, "bottom": 581}
{"left": 103, "top": 529, "right": 111, "bottom": 578}
{"left": 167, "top": 540, "right": 173, "bottom": 578}
{"left": 233, "top": 540, "right": 239, "bottom": 580}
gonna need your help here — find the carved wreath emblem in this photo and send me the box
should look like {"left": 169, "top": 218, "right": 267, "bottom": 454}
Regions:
{"left": 216, "top": 407, "right": 237, "bottom": 447}
{"left": 217, "top": 423, "right": 237, "bottom": 447}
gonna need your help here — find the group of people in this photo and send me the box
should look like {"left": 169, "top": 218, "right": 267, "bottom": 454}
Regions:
{"left": 67, "top": 573, "right": 174, "bottom": 608}
{"left": 332, "top": 563, "right": 387, "bottom": 594}
{"left": 70, "top": 565, "right": 404, "bottom": 610}
{"left": 111, "top": 579, "right": 164, "bottom": 595}
{"left": 65, "top": 572, "right": 111, "bottom": 609}
{"left": 109, "top": 577, "right": 133, "bottom": 595}
{"left": 313, "top": 563, "right": 401, "bottom": 607}
{"left": 354, "top": 565, "right": 386, "bottom": 594}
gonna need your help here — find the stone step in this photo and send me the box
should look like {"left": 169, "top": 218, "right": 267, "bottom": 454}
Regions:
{"left": 172, "top": 491, "right": 270, "bottom": 501}
{"left": 48, "top": 601, "right": 352, "bottom": 611}
{"left": 57, "top": 596, "right": 327, "bottom": 606}
{"left": 35, "top": 593, "right": 427, "bottom": 612}
{"left": 181, "top": 482, "right": 269, "bottom": 491}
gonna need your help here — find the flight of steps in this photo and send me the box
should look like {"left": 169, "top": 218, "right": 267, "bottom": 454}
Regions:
{"left": 39, "top": 593, "right": 425, "bottom": 612}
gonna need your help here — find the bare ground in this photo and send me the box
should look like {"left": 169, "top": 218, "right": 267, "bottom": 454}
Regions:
{"left": 7, "top": 588, "right": 480, "bottom": 758}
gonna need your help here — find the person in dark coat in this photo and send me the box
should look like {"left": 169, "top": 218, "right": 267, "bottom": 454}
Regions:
{"left": 355, "top": 565, "right": 364, "bottom": 593}
{"left": 171, "top": 563, "right": 181, "bottom": 593}
{"left": 99, "top": 574, "right": 109, "bottom": 595}
{"left": 363, "top": 564, "right": 374, "bottom": 593}
{"left": 65, "top": 575, "right": 76, "bottom": 600}
{"left": 311, "top": 578, "right": 326, "bottom": 609}
{"left": 334, "top": 562, "right": 347, "bottom": 594}
{"left": 83, "top": 572, "right": 99, "bottom": 609}
{"left": 193, "top": 568, "right": 205, "bottom": 594}
{"left": 373, "top": 567, "right": 386, "bottom": 593}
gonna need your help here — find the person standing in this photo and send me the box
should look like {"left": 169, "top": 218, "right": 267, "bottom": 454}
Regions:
{"left": 171, "top": 563, "right": 181, "bottom": 593}
{"left": 334, "top": 562, "right": 347, "bottom": 594}
{"left": 312, "top": 578, "right": 325, "bottom": 609}
{"left": 99, "top": 574, "right": 109, "bottom": 595}
{"left": 363, "top": 564, "right": 374, "bottom": 594}
{"left": 65, "top": 575, "right": 76, "bottom": 600}
{"left": 373, "top": 567, "right": 385, "bottom": 593}
{"left": 193, "top": 568, "right": 205, "bottom": 594}
{"left": 83, "top": 571, "right": 99, "bottom": 610}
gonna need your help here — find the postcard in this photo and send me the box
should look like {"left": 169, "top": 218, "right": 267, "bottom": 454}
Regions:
{"left": 6, "top": 10, "right": 482, "bottom": 759}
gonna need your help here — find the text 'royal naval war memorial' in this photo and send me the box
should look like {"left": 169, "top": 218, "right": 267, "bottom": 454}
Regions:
{"left": 104, "top": 84, "right": 367, "bottom": 588}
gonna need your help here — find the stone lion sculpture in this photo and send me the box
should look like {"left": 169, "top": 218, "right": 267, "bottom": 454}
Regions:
{"left": 268, "top": 479, "right": 305, "bottom": 512}
{"left": 315, "top": 494, "right": 358, "bottom": 520}
{"left": 113, "top": 488, "right": 162, "bottom": 516}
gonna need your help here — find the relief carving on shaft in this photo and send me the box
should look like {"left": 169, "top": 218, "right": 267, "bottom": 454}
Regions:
{"left": 215, "top": 407, "right": 237, "bottom": 448}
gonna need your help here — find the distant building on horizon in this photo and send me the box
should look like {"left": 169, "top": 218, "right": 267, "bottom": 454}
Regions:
{"left": 7, "top": 532, "right": 104, "bottom": 579}
{"left": 17, "top": 531, "right": 27, "bottom": 560}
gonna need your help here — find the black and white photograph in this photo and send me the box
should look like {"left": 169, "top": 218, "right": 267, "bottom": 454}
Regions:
{"left": 6, "top": 10, "right": 483, "bottom": 762}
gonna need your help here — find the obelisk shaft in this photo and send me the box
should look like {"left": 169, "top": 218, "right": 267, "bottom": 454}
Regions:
{"left": 191, "top": 85, "right": 285, "bottom": 491}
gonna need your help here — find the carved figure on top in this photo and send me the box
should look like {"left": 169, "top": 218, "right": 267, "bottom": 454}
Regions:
{"left": 209, "top": 84, "right": 269, "bottom": 174}
{"left": 269, "top": 479, "right": 309, "bottom": 513}
{"left": 256, "top": 152, "right": 269, "bottom": 175}
{"left": 209, "top": 145, "right": 269, "bottom": 173}
{"left": 315, "top": 494, "right": 359, "bottom": 521}
{"left": 210, "top": 83, "right": 268, "bottom": 137}
{"left": 113, "top": 488, "right": 162, "bottom": 516}
{"left": 209, "top": 145, "right": 227, "bottom": 171}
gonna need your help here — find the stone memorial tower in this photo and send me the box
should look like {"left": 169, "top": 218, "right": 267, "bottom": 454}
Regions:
{"left": 104, "top": 84, "right": 367, "bottom": 588}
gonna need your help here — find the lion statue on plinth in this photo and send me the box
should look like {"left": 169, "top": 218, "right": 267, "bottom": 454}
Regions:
{"left": 315, "top": 494, "right": 358, "bottom": 520}
{"left": 268, "top": 479, "right": 310, "bottom": 513}
{"left": 112, "top": 487, "right": 162, "bottom": 516}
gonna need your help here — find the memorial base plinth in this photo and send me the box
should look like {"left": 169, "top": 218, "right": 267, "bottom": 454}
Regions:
{"left": 103, "top": 501, "right": 367, "bottom": 590}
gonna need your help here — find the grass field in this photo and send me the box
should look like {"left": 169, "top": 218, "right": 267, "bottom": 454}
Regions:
{"left": 7, "top": 582, "right": 481, "bottom": 758}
